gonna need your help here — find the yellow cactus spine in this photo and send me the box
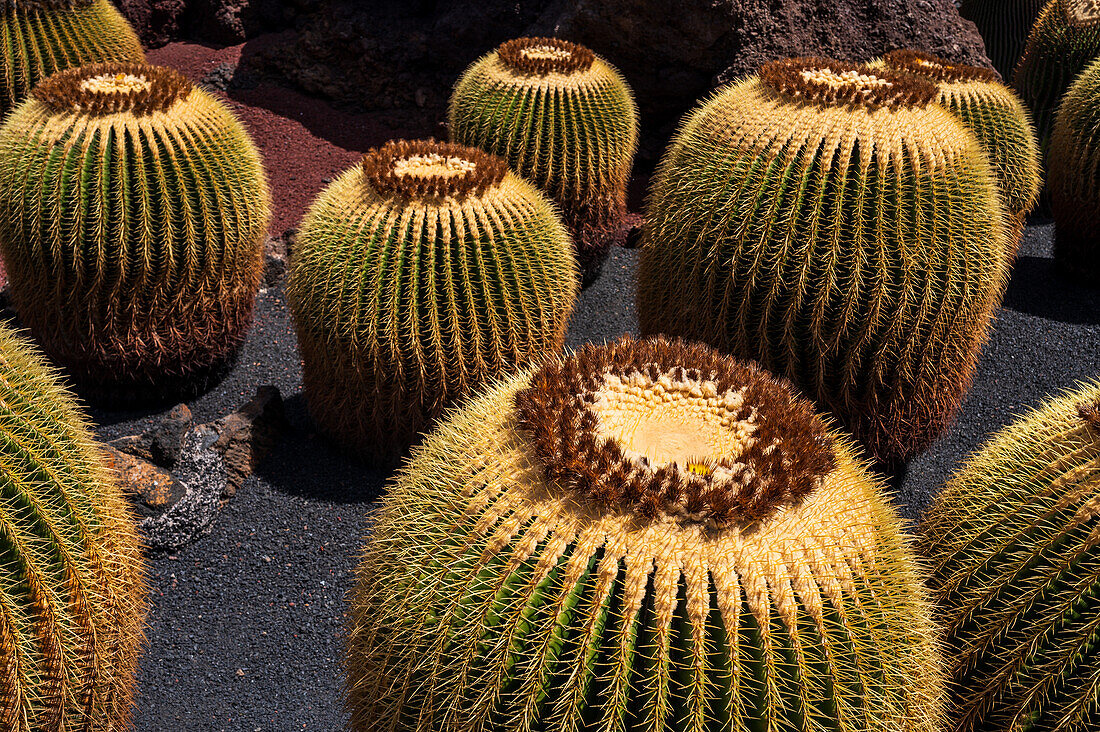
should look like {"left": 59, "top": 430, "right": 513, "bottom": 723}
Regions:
{"left": 880, "top": 49, "right": 1041, "bottom": 252}
{"left": 0, "top": 0, "right": 144, "bottom": 116}
{"left": 637, "top": 57, "right": 1009, "bottom": 469}
{"left": 0, "top": 323, "right": 148, "bottom": 731}
{"left": 1049, "top": 55, "right": 1100, "bottom": 282}
{"left": 346, "top": 336, "right": 945, "bottom": 732}
{"left": 0, "top": 62, "right": 271, "bottom": 399}
{"left": 1013, "top": 0, "right": 1100, "bottom": 153}
{"left": 448, "top": 37, "right": 639, "bottom": 286}
{"left": 287, "top": 139, "right": 579, "bottom": 465}
{"left": 922, "top": 380, "right": 1100, "bottom": 732}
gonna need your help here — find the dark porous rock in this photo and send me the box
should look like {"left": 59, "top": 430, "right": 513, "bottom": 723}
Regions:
{"left": 207, "top": 385, "right": 287, "bottom": 497}
{"left": 138, "top": 427, "right": 228, "bottom": 552}
{"left": 262, "top": 229, "right": 296, "bottom": 288}
{"left": 110, "top": 402, "right": 194, "bottom": 467}
{"left": 116, "top": 0, "right": 188, "bottom": 48}
{"left": 254, "top": 0, "right": 989, "bottom": 154}
{"left": 103, "top": 445, "right": 186, "bottom": 519}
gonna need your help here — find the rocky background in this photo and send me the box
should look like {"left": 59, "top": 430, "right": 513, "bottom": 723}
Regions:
{"left": 120, "top": 0, "right": 991, "bottom": 155}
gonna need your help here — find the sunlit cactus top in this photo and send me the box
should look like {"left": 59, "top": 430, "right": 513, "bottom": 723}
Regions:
{"left": 757, "top": 56, "right": 939, "bottom": 108}
{"left": 883, "top": 48, "right": 1001, "bottom": 84}
{"left": 496, "top": 36, "right": 596, "bottom": 75}
{"left": 361, "top": 138, "right": 510, "bottom": 199}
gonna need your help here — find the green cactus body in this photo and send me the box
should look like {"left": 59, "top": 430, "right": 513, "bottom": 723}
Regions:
{"left": 880, "top": 49, "right": 1041, "bottom": 251}
{"left": 0, "top": 324, "right": 148, "bottom": 731}
{"left": 0, "top": 62, "right": 271, "bottom": 397}
{"left": 1048, "top": 55, "right": 1100, "bottom": 281}
{"left": 0, "top": 0, "right": 144, "bottom": 116}
{"left": 959, "top": 0, "right": 1047, "bottom": 79}
{"left": 448, "top": 37, "right": 639, "bottom": 286}
{"left": 921, "top": 381, "right": 1100, "bottom": 732}
{"left": 636, "top": 57, "right": 1009, "bottom": 469}
{"left": 346, "top": 336, "right": 945, "bottom": 732}
{"left": 1013, "top": 0, "right": 1100, "bottom": 154}
{"left": 287, "top": 140, "right": 578, "bottom": 464}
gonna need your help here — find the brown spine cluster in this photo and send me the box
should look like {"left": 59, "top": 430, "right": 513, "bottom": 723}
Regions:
{"left": 759, "top": 56, "right": 938, "bottom": 109}
{"left": 32, "top": 62, "right": 192, "bottom": 116}
{"left": 1062, "top": 0, "right": 1100, "bottom": 27}
{"left": 514, "top": 336, "right": 837, "bottom": 526}
{"left": 884, "top": 49, "right": 1000, "bottom": 83}
{"left": 361, "top": 139, "right": 508, "bottom": 199}
{"left": 0, "top": 0, "right": 88, "bottom": 11}
{"left": 1077, "top": 398, "right": 1100, "bottom": 428}
{"left": 497, "top": 37, "right": 595, "bottom": 75}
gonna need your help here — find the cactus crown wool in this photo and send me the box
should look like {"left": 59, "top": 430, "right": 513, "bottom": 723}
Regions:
{"left": 288, "top": 139, "right": 577, "bottom": 463}
{"left": 884, "top": 49, "right": 1000, "bottom": 83}
{"left": 497, "top": 36, "right": 595, "bottom": 75}
{"left": 362, "top": 138, "right": 508, "bottom": 198}
{"left": 922, "top": 380, "right": 1100, "bottom": 732}
{"left": 515, "top": 338, "right": 836, "bottom": 525}
{"left": 1061, "top": 0, "right": 1100, "bottom": 25}
{"left": 758, "top": 56, "right": 938, "bottom": 107}
{"left": 0, "top": 324, "right": 148, "bottom": 731}
{"left": 0, "top": 61, "right": 270, "bottom": 396}
{"left": 637, "top": 58, "right": 1008, "bottom": 469}
{"left": 32, "top": 61, "right": 191, "bottom": 115}
{"left": 346, "top": 336, "right": 945, "bottom": 732}
{"left": 448, "top": 37, "right": 638, "bottom": 285}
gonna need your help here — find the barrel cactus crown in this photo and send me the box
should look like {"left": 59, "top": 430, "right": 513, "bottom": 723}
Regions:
{"left": 1013, "top": 0, "right": 1100, "bottom": 152}
{"left": 0, "top": 62, "right": 271, "bottom": 398}
{"left": 0, "top": 0, "right": 144, "bottom": 116}
{"left": 1048, "top": 55, "right": 1100, "bottom": 282}
{"left": 922, "top": 381, "right": 1100, "bottom": 732}
{"left": 448, "top": 37, "right": 639, "bottom": 285}
{"left": 637, "top": 57, "right": 1009, "bottom": 469}
{"left": 959, "top": 0, "right": 1047, "bottom": 79}
{"left": 0, "top": 324, "right": 148, "bottom": 731}
{"left": 287, "top": 139, "right": 578, "bottom": 464}
{"left": 880, "top": 49, "right": 1041, "bottom": 248}
{"left": 346, "top": 336, "right": 945, "bottom": 732}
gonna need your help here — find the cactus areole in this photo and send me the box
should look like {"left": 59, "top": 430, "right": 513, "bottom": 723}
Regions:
{"left": 514, "top": 339, "right": 837, "bottom": 526}
{"left": 346, "top": 336, "right": 945, "bottom": 732}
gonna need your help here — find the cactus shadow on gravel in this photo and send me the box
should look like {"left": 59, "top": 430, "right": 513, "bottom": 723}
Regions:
{"left": 1002, "top": 254, "right": 1100, "bottom": 325}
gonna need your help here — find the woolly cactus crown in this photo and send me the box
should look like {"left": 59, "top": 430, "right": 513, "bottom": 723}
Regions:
{"left": 31, "top": 61, "right": 191, "bottom": 115}
{"left": 757, "top": 56, "right": 938, "bottom": 107}
{"left": 360, "top": 138, "right": 509, "bottom": 198}
{"left": 346, "top": 336, "right": 945, "bottom": 732}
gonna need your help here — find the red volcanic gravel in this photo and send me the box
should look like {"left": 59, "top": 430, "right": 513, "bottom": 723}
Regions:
{"left": 148, "top": 41, "right": 438, "bottom": 235}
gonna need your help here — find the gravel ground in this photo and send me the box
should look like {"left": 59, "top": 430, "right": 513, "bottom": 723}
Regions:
{"left": 79, "top": 219, "right": 1098, "bottom": 731}
{"left": 40, "top": 37, "right": 1096, "bottom": 732}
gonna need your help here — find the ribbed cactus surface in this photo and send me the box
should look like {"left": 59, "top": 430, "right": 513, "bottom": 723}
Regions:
{"left": 449, "top": 37, "right": 638, "bottom": 285}
{"left": 1013, "top": 0, "right": 1100, "bottom": 152}
{"left": 1049, "top": 55, "right": 1100, "bottom": 281}
{"left": 637, "top": 57, "right": 1009, "bottom": 469}
{"left": 922, "top": 381, "right": 1100, "bottom": 732}
{"left": 346, "top": 336, "right": 945, "bottom": 732}
{"left": 960, "top": 0, "right": 1047, "bottom": 78}
{"left": 0, "top": 324, "right": 148, "bottom": 732}
{"left": 0, "top": 0, "right": 144, "bottom": 116}
{"left": 288, "top": 139, "right": 578, "bottom": 464}
{"left": 0, "top": 62, "right": 270, "bottom": 396}
{"left": 881, "top": 49, "right": 1041, "bottom": 249}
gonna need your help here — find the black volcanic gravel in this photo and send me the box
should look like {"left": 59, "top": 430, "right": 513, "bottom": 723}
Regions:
{"left": 72, "top": 220, "right": 1097, "bottom": 730}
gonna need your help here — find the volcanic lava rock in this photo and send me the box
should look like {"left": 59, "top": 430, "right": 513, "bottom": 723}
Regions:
{"left": 255, "top": 0, "right": 989, "bottom": 152}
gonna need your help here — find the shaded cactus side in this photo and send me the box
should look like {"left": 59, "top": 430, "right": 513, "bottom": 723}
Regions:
{"left": 921, "top": 380, "right": 1100, "bottom": 732}
{"left": 637, "top": 57, "right": 1009, "bottom": 469}
{"left": 959, "top": 0, "right": 1047, "bottom": 79}
{"left": 346, "top": 336, "right": 945, "bottom": 732}
{"left": 0, "top": 0, "right": 144, "bottom": 115}
{"left": 1049, "top": 55, "right": 1100, "bottom": 282}
{"left": 0, "top": 62, "right": 271, "bottom": 396}
{"left": 0, "top": 323, "right": 148, "bottom": 732}
{"left": 287, "top": 140, "right": 578, "bottom": 465}
{"left": 449, "top": 37, "right": 639, "bottom": 286}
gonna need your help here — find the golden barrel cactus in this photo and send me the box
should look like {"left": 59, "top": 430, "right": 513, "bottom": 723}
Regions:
{"left": 346, "top": 336, "right": 945, "bottom": 732}
{"left": 922, "top": 381, "right": 1100, "bottom": 732}
{"left": 449, "top": 37, "right": 639, "bottom": 285}
{"left": 1013, "top": 0, "right": 1100, "bottom": 153}
{"left": 0, "top": 0, "right": 144, "bottom": 116}
{"left": 0, "top": 62, "right": 271, "bottom": 398}
{"left": 287, "top": 139, "right": 578, "bottom": 464}
{"left": 1049, "top": 55, "right": 1100, "bottom": 281}
{"left": 637, "top": 57, "right": 1009, "bottom": 469}
{"left": 881, "top": 49, "right": 1041, "bottom": 250}
{"left": 0, "top": 323, "right": 148, "bottom": 731}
